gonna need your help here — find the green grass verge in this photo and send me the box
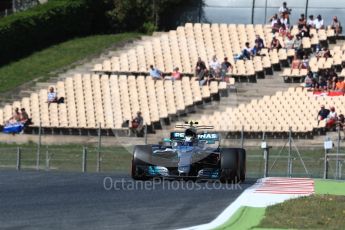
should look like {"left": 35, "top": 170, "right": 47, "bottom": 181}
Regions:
{"left": 315, "top": 179, "right": 345, "bottom": 195}
{"left": 214, "top": 206, "right": 265, "bottom": 230}
{"left": 0, "top": 142, "right": 132, "bottom": 173}
{"left": 0, "top": 32, "right": 141, "bottom": 94}
{"left": 257, "top": 194, "right": 345, "bottom": 230}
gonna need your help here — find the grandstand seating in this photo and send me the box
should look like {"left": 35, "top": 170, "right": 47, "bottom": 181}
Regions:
{"left": 0, "top": 74, "right": 225, "bottom": 134}
{"left": 0, "top": 23, "right": 340, "bottom": 138}
{"left": 199, "top": 87, "right": 345, "bottom": 138}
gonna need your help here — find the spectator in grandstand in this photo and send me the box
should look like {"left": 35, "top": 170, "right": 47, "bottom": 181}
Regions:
{"left": 315, "top": 15, "right": 324, "bottom": 30}
{"left": 279, "top": 23, "right": 288, "bottom": 38}
{"left": 293, "top": 35, "right": 304, "bottom": 58}
{"left": 209, "top": 55, "right": 221, "bottom": 78}
{"left": 291, "top": 54, "right": 301, "bottom": 69}
{"left": 195, "top": 57, "right": 207, "bottom": 79}
{"left": 149, "top": 65, "right": 163, "bottom": 80}
{"left": 254, "top": 35, "right": 265, "bottom": 50}
{"left": 20, "top": 108, "right": 33, "bottom": 128}
{"left": 284, "top": 34, "right": 294, "bottom": 49}
{"left": 316, "top": 47, "right": 332, "bottom": 59}
{"left": 307, "top": 15, "right": 316, "bottom": 28}
{"left": 304, "top": 71, "right": 313, "bottom": 88}
{"left": 301, "top": 55, "right": 309, "bottom": 69}
{"left": 131, "top": 111, "right": 144, "bottom": 137}
{"left": 297, "top": 14, "right": 306, "bottom": 27}
{"left": 270, "top": 37, "right": 282, "bottom": 50}
{"left": 269, "top": 14, "right": 279, "bottom": 27}
{"left": 272, "top": 18, "right": 282, "bottom": 34}
{"left": 165, "top": 67, "right": 181, "bottom": 81}
{"left": 326, "top": 106, "right": 338, "bottom": 129}
{"left": 251, "top": 42, "right": 262, "bottom": 56}
{"left": 235, "top": 42, "right": 252, "bottom": 60}
{"left": 280, "top": 12, "right": 290, "bottom": 29}
{"left": 220, "top": 57, "right": 233, "bottom": 81}
{"left": 335, "top": 77, "right": 345, "bottom": 93}
{"left": 278, "top": 2, "right": 291, "bottom": 19}
{"left": 47, "top": 87, "right": 64, "bottom": 107}
{"left": 331, "top": 16, "right": 342, "bottom": 36}
{"left": 319, "top": 78, "right": 328, "bottom": 91}
{"left": 317, "top": 105, "right": 330, "bottom": 125}
{"left": 6, "top": 108, "right": 21, "bottom": 124}
{"left": 297, "top": 24, "right": 311, "bottom": 38}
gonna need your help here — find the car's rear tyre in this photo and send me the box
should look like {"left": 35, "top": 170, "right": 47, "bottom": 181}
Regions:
{"left": 131, "top": 145, "right": 152, "bottom": 180}
{"left": 220, "top": 148, "right": 238, "bottom": 183}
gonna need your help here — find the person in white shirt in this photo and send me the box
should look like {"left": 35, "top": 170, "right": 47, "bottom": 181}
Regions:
{"left": 209, "top": 55, "right": 221, "bottom": 78}
{"left": 278, "top": 2, "right": 291, "bottom": 16}
{"left": 326, "top": 106, "right": 338, "bottom": 129}
{"left": 307, "top": 15, "right": 316, "bottom": 28}
{"left": 315, "top": 15, "right": 324, "bottom": 30}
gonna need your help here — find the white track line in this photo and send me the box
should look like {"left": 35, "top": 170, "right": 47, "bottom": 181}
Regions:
{"left": 178, "top": 177, "right": 314, "bottom": 230}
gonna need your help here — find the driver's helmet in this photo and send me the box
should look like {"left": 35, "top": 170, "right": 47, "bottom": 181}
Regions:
{"left": 184, "top": 128, "right": 197, "bottom": 143}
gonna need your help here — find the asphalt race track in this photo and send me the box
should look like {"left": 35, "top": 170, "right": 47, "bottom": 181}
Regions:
{"left": 0, "top": 171, "right": 255, "bottom": 230}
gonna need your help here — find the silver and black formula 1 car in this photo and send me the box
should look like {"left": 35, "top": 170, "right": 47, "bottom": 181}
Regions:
{"left": 131, "top": 121, "right": 246, "bottom": 183}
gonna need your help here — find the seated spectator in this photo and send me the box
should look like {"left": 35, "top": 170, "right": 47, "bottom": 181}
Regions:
{"left": 326, "top": 106, "right": 337, "bottom": 129}
{"left": 335, "top": 77, "right": 345, "bottom": 93}
{"left": 315, "top": 15, "right": 324, "bottom": 30}
{"left": 297, "top": 24, "right": 311, "bottom": 38}
{"left": 317, "top": 105, "right": 330, "bottom": 125}
{"left": 293, "top": 35, "right": 304, "bottom": 58}
{"left": 316, "top": 47, "right": 330, "bottom": 59}
{"left": 165, "top": 67, "right": 181, "bottom": 81}
{"left": 301, "top": 55, "right": 309, "bottom": 69}
{"left": 6, "top": 108, "right": 21, "bottom": 124}
{"left": 307, "top": 15, "right": 316, "bottom": 28}
{"left": 291, "top": 54, "right": 301, "bottom": 69}
{"left": 331, "top": 16, "right": 342, "bottom": 36}
{"left": 279, "top": 23, "right": 288, "bottom": 38}
{"left": 195, "top": 57, "right": 207, "bottom": 79}
{"left": 254, "top": 35, "right": 265, "bottom": 50}
{"left": 297, "top": 14, "right": 306, "bottom": 27}
{"left": 280, "top": 12, "right": 290, "bottom": 29}
{"left": 304, "top": 72, "right": 313, "bottom": 88}
{"left": 209, "top": 55, "right": 221, "bottom": 78}
{"left": 220, "top": 57, "right": 233, "bottom": 81}
{"left": 130, "top": 111, "right": 144, "bottom": 137}
{"left": 47, "top": 87, "right": 64, "bottom": 107}
{"left": 272, "top": 19, "right": 282, "bottom": 34}
{"left": 269, "top": 14, "right": 279, "bottom": 27}
{"left": 311, "top": 78, "right": 321, "bottom": 91}
{"left": 149, "top": 65, "right": 163, "bottom": 80}
{"left": 270, "top": 37, "right": 282, "bottom": 50}
{"left": 19, "top": 108, "right": 33, "bottom": 129}
{"left": 251, "top": 42, "right": 261, "bottom": 56}
{"left": 285, "top": 34, "right": 294, "bottom": 49}
{"left": 319, "top": 78, "right": 328, "bottom": 91}
{"left": 235, "top": 42, "right": 252, "bottom": 60}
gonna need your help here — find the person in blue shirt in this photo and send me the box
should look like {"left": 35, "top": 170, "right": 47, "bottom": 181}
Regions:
{"left": 149, "top": 65, "right": 163, "bottom": 80}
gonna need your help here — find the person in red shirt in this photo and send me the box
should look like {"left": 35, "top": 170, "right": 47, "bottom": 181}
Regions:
{"left": 335, "top": 77, "right": 345, "bottom": 93}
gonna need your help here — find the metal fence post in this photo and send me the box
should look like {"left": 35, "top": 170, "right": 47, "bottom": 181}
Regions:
{"left": 263, "top": 147, "right": 270, "bottom": 177}
{"left": 144, "top": 124, "right": 148, "bottom": 145}
{"left": 36, "top": 122, "right": 42, "bottom": 170}
{"left": 82, "top": 146, "right": 87, "bottom": 173}
{"left": 97, "top": 123, "right": 101, "bottom": 172}
{"left": 287, "top": 127, "right": 292, "bottom": 177}
{"left": 323, "top": 154, "right": 328, "bottom": 179}
{"left": 16, "top": 147, "right": 21, "bottom": 171}
{"left": 336, "top": 126, "right": 341, "bottom": 179}
{"left": 45, "top": 145, "right": 50, "bottom": 171}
